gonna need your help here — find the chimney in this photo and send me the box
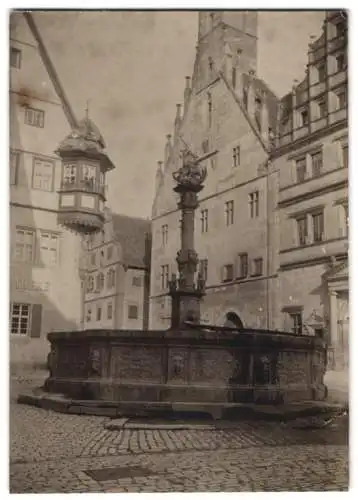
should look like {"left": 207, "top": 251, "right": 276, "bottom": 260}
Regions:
{"left": 184, "top": 76, "right": 191, "bottom": 114}
{"left": 164, "top": 134, "right": 172, "bottom": 164}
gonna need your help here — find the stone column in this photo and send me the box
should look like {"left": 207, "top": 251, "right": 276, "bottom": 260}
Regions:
{"left": 329, "top": 290, "right": 338, "bottom": 346}
{"left": 168, "top": 148, "right": 207, "bottom": 329}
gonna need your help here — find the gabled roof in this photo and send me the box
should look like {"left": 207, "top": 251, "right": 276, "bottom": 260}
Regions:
{"left": 112, "top": 214, "right": 151, "bottom": 269}
{"left": 241, "top": 73, "right": 279, "bottom": 131}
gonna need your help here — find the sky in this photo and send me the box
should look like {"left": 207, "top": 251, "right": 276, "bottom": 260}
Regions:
{"left": 33, "top": 10, "right": 325, "bottom": 219}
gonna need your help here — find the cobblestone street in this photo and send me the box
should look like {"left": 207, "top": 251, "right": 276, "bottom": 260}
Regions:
{"left": 9, "top": 378, "right": 349, "bottom": 493}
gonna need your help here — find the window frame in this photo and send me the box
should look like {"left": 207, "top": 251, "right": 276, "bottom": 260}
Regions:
{"left": 200, "top": 209, "right": 208, "bottom": 233}
{"left": 312, "top": 210, "right": 324, "bottom": 243}
{"left": 238, "top": 253, "right": 248, "bottom": 279}
{"left": 310, "top": 150, "right": 323, "bottom": 178}
{"left": 252, "top": 257, "right": 263, "bottom": 277}
{"left": 13, "top": 227, "right": 35, "bottom": 264}
{"left": 128, "top": 304, "right": 139, "bottom": 320}
{"left": 225, "top": 200, "right": 234, "bottom": 226}
{"left": 24, "top": 107, "right": 45, "bottom": 128}
{"left": 32, "top": 156, "right": 55, "bottom": 192}
{"left": 10, "top": 150, "right": 20, "bottom": 186}
{"left": 10, "top": 303, "right": 31, "bottom": 335}
{"left": 248, "top": 191, "right": 259, "bottom": 218}
{"left": 38, "top": 230, "right": 60, "bottom": 267}
{"left": 10, "top": 47, "right": 21, "bottom": 69}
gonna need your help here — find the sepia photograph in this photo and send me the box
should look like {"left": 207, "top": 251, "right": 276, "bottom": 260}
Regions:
{"left": 8, "top": 6, "right": 349, "bottom": 493}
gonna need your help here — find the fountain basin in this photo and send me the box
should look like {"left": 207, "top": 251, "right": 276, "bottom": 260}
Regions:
{"left": 37, "top": 327, "right": 327, "bottom": 419}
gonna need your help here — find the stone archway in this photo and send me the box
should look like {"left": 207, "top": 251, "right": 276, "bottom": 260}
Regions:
{"left": 224, "top": 312, "right": 244, "bottom": 329}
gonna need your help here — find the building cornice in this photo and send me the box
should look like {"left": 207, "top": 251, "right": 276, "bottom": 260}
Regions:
{"left": 278, "top": 179, "right": 348, "bottom": 208}
{"left": 271, "top": 118, "right": 347, "bottom": 159}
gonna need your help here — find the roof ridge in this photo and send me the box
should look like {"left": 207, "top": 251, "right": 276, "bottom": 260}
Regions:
{"left": 219, "top": 70, "right": 268, "bottom": 153}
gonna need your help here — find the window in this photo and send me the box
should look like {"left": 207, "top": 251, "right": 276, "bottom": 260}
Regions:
{"left": 107, "top": 269, "right": 116, "bottom": 289}
{"left": 32, "top": 157, "right": 54, "bottom": 191}
{"left": 82, "top": 164, "right": 96, "bottom": 186}
{"left": 232, "top": 67, "right": 237, "bottom": 88}
{"left": 296, "top": 216, "right": 308, "bottom": 246}
{"left": 317, "top": 63, "right": 326, "bottom": 83}
{"left": 107, "top": 302, "right": 113, "bottom": 320}
{"left": 161, "top": 224, "right": 168, "bottom": 246}
{"left": 336, "top": 52, "right": 347, "bottom": 72}
{"left": 249, "top": 191, "right": 259, "bottom": 218}
{"left": 63, "top": 163, "right": 77, "bottom": 185}
{"left": 336, "top": 88, "right": 347, "bottom": 109}
{"left": 238, "top": 253, "right": 248, "bottom": 279}
{"left": 312, "top": 211, "right": 324, "bottom": 242}
{"left": 342, "top": 145, "right": 348, "bottom": 169}
{"left": 222, "top": 264, "right": 234, "bottom": 282}
{"left": 225, "top": 200, "right": 234, "bottom": 226}
{"left": 107, "top": 245, "right": 113, "bottom": 260}
{"left": 289, "top": 312, "right": 303, "bottom": 335}
{"left": 25, "top": 107, "right": 45, "bottom": 128}
{"left": 296, "top": 157, "right": 307, "bottom": 183}
{"left": 86, "top": 306, "right": 92, "bottom": 322}
{"left": 14, "top": 228, "right": 35, "bottom": 263}
{"left": 252, "top": 258, "right": 263, "bottom": 277}
{"left": 301, "top": 109, "right": 309, "bottom": 126}
{"left": 200, "top": 209, "right": 208, "bottom": 233}
{"left": 233, "top": 146, "right": 240, "bottom": 167}
{"left": 160, "top": 265, "right": 169, "bottom": 289}
{"left": 199, "top": 259, "right": 208, "bottom": 281}
{"left": 96, "top": 306, "right": 102, "bottom": 321}
{"left": 132, "top": 276, "right": 142, "bottom": 287}
{"left": 311, "top": 151, "right": 323, "bottom": 177}
{"left": 10, "top": 303, "right": 30, "bottom": 335}
{"left": 90, "top": 252, "right": 96, "bottom": 266}
{"left": 39, "top": 231, "right": 59, "bottom": 266}
{"left": 10, "top": 47, "right": 21, "bottom": 68}
{"left": 208, "top": 92, "right": 212, "bottom": 127}
{"left": 317, "top": 98, "right": 327, "bottom": 118}
{"left": 10, "top": 150, "right": 19, "bottom": 185}
{"left": 87, "top": 276, "right": 94, "bottom": 293}
{"left": 128, "top": 304, "right": 138, "bottom": 320}
{"left": 96, "top": 272, "right": 104, "bottom": 291}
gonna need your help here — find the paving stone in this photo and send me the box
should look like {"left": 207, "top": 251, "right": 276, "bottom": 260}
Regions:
{"left": 10, "top": 378, "right": 349, "bottom": 493}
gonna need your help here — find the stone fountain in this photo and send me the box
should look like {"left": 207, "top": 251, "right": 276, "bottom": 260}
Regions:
{"left": 18, "top": 146, "right": 328, "bottom": 420}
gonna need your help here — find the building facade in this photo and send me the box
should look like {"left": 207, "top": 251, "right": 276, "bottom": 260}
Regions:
{"left": 272, "top": 10, "right": 348, "bottom": 369}
{"left": 9, "top": 12, "right": 83, "bottom": 369}
{"left": 82, "top": 210, "right": 151, "bottom": 331}
{"left": 149, "top": 9, "right": 349, "bottom": 372}
{"left": 150, "top": 11, "right": 280, "bottom": 330}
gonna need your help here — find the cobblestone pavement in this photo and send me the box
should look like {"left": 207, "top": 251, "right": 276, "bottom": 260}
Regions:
{"left": 9, "top": 379, "right": 349, "bottom": 493}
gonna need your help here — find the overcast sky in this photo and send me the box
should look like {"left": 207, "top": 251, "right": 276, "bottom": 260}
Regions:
{"left": 33, "top": 10, "right": 325, "bottom": 218}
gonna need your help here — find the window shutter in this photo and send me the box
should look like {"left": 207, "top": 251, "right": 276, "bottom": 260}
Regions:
{"left": 30, "top": 304, "right": 42, "bottom": 338}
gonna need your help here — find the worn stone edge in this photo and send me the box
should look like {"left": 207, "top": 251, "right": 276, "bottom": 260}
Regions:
{"left": 17, "top": 390, "right": 348, "bottom": 422}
